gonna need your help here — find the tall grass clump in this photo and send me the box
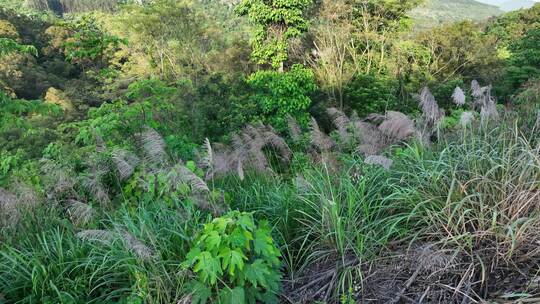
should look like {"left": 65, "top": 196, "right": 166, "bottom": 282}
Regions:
{"left": 387, "top": 121, "right": 540, "bottom": 301}
{"left": 0, "top": 202, "right": 205, "bottom": 303}
{"left": 218, "top": 157, "right": 416, "bottom": 302}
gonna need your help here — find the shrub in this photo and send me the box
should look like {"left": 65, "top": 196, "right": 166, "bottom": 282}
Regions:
{"left": 183, "top": 211, "right": 282, "bottom": 304}
{"left": 246, "top": 64, "right": 317, "bottom": 132}
{"left": 343, "top": 74, "right": 399, "bottom": 116}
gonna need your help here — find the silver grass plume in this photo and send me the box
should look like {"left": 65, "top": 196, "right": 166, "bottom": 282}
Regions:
{"left": 201, "top": 138, "right": 213, "bottom": 171}
{"left": 309, "top": 117, "right": 334, "bottom": 152}
{"left": 81, "top": 162, "right": 110, "bottom": 206}
{"left": 170, "top": 163, "right": 210, "bottom": 193}
{"left": 139, "top": 127, "right": 168, "bottom": 166}
{"left": 243, "top": 125, "right": 270, "bottom": 172}
{"left": 459, "top": 111, "right": 475, "bottom": 128}
{"left": 40, "top": 159, "right": 76, "bottom": 196}
{"left": 0, "top": 188, "right": 17, "bottom": 224}
{"left": 327, "top": 107, "right": 351, "bottom": 144}
{"left": 478, "top": 85, "right": 499, "bottom": 125}
{"left": 112, "top": 148, "right": 139, "bottom": 181}
{"left": 286, "top": 114, "right": 302, "bottom": 143}
{"left": 230, "top": 134, "right": 247, "bottom": 180}
{"left": 255, "top": 124, "right": 292, "bottom": 162}
{"left": 419, "top": 87, "right": 443, "bottom": 126}
{"left": 452, "top": 86, "right": 466, "bottom": 106}
{"left": 0, "top": 184, "right": 39, "bottom": 225}
{"left": 353, "top": 120, "right": 385, "bottom": 156}
{"left": 471, "top": 80, "right": 482, "bottom": 98}
{"left": 377, "top": 111, "right": 416, "bottom": 141}
{"left": 76, "top": 229, "right": 117, "bottom": 244}
{"left": 77, "top": 229, "right": 155, "bottom": 260}
{"left": 190, "top": 194, "right": 226, "bottom": 216}
{"left": 364, "top": 155, "right": 393, "bottom": 170}
{"left": 66, "top": 200, "right": 94, "bottom": 226}
{"left": 205, "top": 143, "right": 231, "bottom": 180}
{"left": 94, "top": 131, "right": 107, "bottom": 153}
{"left": 122, "top": 232, "right": 156, "bottom": 260}
{"left": 13, "top": 182, "right": 39, "bottom": 209}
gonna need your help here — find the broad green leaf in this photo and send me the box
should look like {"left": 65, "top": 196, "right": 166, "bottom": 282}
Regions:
{"left": 244, "top": 259, "right": 270, "bottom": 288}
{"left": 205, "top": 231, "right": 221, "bottom": 251}
{"left": 253, "top": 229, "right": 272, "bottom": 256}
{"left": 185, "top": 247, "right": 202, "bottom": 266}
{"left": 237, "top": 213, "right": 255, "bottom": 231}
{"left": 190, "top": 281, "right": 212, "bottom": 304}
{"left": 218, "top": 286, "right": 245, "bottom": 304}
{"left": 193, "top": 251, "right": 222, "bottom": 285}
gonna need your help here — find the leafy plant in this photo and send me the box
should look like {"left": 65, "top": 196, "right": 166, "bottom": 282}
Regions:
{"left": 184, "top": 211, "right": 282, "bottom": 304}
{"left": 0, "top": 38, "right": 38, "bottom": 57}
{"left": 62, "top": 16, "right": 126, "bottom": 67}
{"left": 246, "top": 64, "right": 317, "bottom": 131}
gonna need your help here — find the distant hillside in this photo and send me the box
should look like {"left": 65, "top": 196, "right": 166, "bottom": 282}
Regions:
{"left": 412, "top": 0, "right": 503, "bottom": 31}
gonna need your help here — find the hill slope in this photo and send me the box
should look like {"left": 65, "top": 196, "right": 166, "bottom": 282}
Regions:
{"left": 412, "top": 0, "right": 503, "bottom": 31}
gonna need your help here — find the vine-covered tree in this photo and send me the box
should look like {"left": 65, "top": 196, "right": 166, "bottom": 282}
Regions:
{"left": 235, "top": 0, "right": 313, "bottom": 71}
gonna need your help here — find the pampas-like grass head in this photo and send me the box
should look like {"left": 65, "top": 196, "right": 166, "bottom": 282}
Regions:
{"left": 419, "top": 87, "right": 443, "bottom": 125}
{"left": 112, "top": 148, "right": 139, "bottom": 181}
{"left": 364, "top": 155, "right": 393, "bottom": 170}
{"left": 327, "top": 107, "right": 351, "bottom": 144}
{"left": 287, "top": 114, "right": 302, "bottom": 143}
{"left": 452, "top": 86, "right": 466, "bottom": 106}
{"left": 138, "top": 127, "right": 168, "bottom": 166}
{"left": 77, "top": 229, "right": 155, "bottom": 260}
{"left": 309, "top": 117, "right": 334, "bottom": 152}
{"left": 459, "top": 111, "right": 475, "bottom": 128}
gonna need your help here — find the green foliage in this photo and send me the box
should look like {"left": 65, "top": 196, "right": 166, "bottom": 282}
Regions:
{"left": 73, "top": 79, "right": 190, "bottom": 147}
{"left": 343, "top": 74, "right": 399, "bottom": 116}
{"left": 0, "top": 92, "right": 62, "bottom": 159}
{"left": 184, "top": 211, "right": 282, "bottom": 304}
{"left": 0, "top": 37, "right": 37, "bottom": 56}
{"left": 62, "top": 16, "right": 126, "bottom": 67}
{"left": 245, "top": 64, "right": 317, "bottom": 131}
{"left": 501, "top": 28, "right": 540, "bottom": 95}
{"left": 235, "top": 0, "right": 312, "bottom": 69}
{"left": 416, "top": 21, "right": 502, "bottom": 84}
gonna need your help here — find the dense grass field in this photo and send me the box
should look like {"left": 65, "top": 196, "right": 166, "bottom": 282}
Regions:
{"left": 1, "top": 94, "right": 538, "bottom": 303}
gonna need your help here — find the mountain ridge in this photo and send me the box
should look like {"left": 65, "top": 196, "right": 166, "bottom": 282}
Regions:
{"left": 412, "top": 0, "right": 503, "bottom": 31}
